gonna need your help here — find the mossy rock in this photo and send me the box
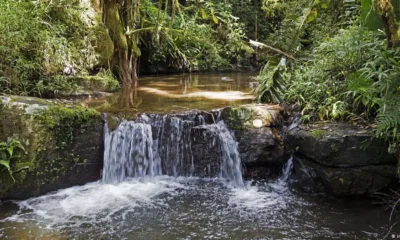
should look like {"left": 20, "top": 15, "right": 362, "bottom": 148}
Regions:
{"left": 220, "top": 104, "right": 283, "bottom": 131}
{"left": 310, "top": 129, "right": 328, "bottom": 139}
{"left": 0, "top": 97, "right": 104, "bottom": 200}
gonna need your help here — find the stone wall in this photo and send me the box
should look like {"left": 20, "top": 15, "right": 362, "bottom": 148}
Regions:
{"left": 0, "top": 96, "right": 104, "bottom": 200}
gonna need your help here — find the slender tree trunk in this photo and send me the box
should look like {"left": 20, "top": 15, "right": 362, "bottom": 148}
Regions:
{"left": 103, "top": 0, "right": 139, "bottom": 86}
{"left": 376, "top": 0, "right": 400, "bottom": 47}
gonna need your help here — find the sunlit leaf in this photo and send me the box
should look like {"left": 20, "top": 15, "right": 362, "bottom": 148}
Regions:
{"left": 212, "top": 15, "right": 218, "bottom": 24}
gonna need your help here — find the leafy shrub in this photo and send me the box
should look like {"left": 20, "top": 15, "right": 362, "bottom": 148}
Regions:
{"left": 0, "top": 0, "right": 103, "bottom": 96}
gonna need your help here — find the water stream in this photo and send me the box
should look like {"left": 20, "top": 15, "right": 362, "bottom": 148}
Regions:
{"left": 0, "top": 73, "right": 397, "bottom": 239}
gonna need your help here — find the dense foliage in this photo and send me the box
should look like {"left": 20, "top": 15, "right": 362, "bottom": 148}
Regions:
{"left": 255, "top": 0, "right": 400, "bottom": 155}
{"left": 137, "top": 0, "right": 254, "bottom": 73}
{"left": 0, "top": 0, "right": 113, "bottom": 96}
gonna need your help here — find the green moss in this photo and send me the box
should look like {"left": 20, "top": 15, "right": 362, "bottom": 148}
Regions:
{"left": 1, "top": 99, "right": 102, "bottom": 198}
{"left": 95, "top": 27, "right": 114, "bottom": 66}
{"left": 35, "top": 105, "right": 100, "bottom": 146}
{"left": 310, "top": 129, "right": 328, "bottom": 139}
{"left": 224, "top": 106, "right": 254, "bottom": 131}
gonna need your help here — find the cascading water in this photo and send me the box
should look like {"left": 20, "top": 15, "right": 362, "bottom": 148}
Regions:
{"left": 103, "top": 121, "right": 161, "bottom": 183}
{"left": 103, "top": 114, "right": 244, "bottom": 187}
{"left": 216, "top": 121, "right": 244, "bottom": 187}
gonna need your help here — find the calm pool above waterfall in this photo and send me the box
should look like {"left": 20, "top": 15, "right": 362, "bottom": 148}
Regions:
{"left": 0, "top": 73, "right": 398, "bottom": 239}
{"left": 84, "top": 72, "right": 255, "bottom": 115}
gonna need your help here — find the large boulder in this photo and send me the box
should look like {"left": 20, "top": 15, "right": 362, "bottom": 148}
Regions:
{"left": 220, "top": 105, "right": 288, "bottom": 166}
{"left": 287, "top": 122, "right": 398, "bottom": 196}
{"left": 293, "top": 155, "right": 396, "bottom": 196}
{"left": 287, "top": 122, "right": 397, "bottom": 167}
{"left": 0, "top": 96, "right": 104, "bottom": 200}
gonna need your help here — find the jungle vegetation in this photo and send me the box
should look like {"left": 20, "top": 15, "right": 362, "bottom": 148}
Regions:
{"left": 0, "top": 0, "right": 399, "bottom": 155}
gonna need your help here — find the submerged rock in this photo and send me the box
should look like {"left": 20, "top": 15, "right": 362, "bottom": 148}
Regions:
{"left": 287, "top": 122, "right": 398, "bottom": 196}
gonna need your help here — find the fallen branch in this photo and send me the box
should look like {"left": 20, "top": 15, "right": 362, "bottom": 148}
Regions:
{"left": 248, "top": 40, "right": 296, "bottom": 60}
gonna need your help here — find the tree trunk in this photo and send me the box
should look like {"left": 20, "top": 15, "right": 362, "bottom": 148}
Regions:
{"left": 376, "top": 0, "right": 400, "bottom": 47}
{"left": 103, "top": 0, "right": 139, "bottom": 86}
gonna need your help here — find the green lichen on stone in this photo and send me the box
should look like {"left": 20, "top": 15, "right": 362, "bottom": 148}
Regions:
{"left": 0, "top": 98, "right": 103, "bottom": 199}
{"left": 330, "top": 143, "right": 340, "bottom": 153}
{"left": 9, "top": 96, "right": 52, "bottom": 105}
{"left": 223, "top": 106, "right": 254, "bottom": 131}
{"left": 0, "top": 104, "right": 43, "bottom": 195}
{"left": 310, "top": 129, "right": 328, "bottom": 139}
{"left": 35, "top": 105, "right": 100, "bottom": 146}
{"left": 107, "top": 116, "right": 119, "bottom": 131}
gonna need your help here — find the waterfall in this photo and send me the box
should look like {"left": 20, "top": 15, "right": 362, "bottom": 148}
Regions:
{"left": 216, "top": 121, "right": 244, "bottom": 187}
{"left": 103, "top": 114, "right": 244, "bottom": 187}
{"left": 103, "top": 121, "right": 161, "bottom": 183}
{"left": 280, "top": 157, "right": 293, "bottom": 182}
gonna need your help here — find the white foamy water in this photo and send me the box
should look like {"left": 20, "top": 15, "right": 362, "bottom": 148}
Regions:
{"left": 6, "top": 176, "right": 188, "bottom": 228}
{"left": 228, "top": 183, "right": 287, "bottom": 212}
{"left": 3, "top": 175, "right": 293, "bottom": 230}
{"left": 0, "top": 166, "right": 388, "bottom": 239}
{"left": 227, "top": 159, "right": 293, "bottom": 214}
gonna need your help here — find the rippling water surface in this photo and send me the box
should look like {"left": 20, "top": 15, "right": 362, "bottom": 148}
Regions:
{"left": 0, "top": 175, "right": 394, "bottom": 239}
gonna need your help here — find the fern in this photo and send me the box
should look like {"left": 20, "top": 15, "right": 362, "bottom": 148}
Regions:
{"left": 0, "top": 139, "right": 27, "bottom": 182}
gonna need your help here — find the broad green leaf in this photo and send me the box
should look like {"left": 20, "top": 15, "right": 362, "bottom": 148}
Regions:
{"left": 212, "top": 15, "right": 218, "bottom": 24}
{"left": 201, "top": 9, "right": 208, "bottom": 19}
{"left": 361, "top": 0, "right": 383, "bottom": 30}
{"left": 306, "top": 9, "right": 318, "bottom": 23}
{"left": 0, "top": 159, "right": 11, "bottom": 172}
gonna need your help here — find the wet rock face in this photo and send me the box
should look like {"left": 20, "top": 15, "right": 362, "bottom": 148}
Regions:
{"left": 0, "top": 97, "right": 103, "bottom": 200}
{"left": 191, "top": 125, "right": 221, "bottom": 178}
{"left": 220, "top": 105, "right": 288, "bottom": 166}
{"left": 287, "top": 123, "right": 398, "bottom": 196}
{"left": 287, "top": 123, "right": 397, "bottom": 167}
{"left": 293, "top": 156, "right": 396, "bottom": 196}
